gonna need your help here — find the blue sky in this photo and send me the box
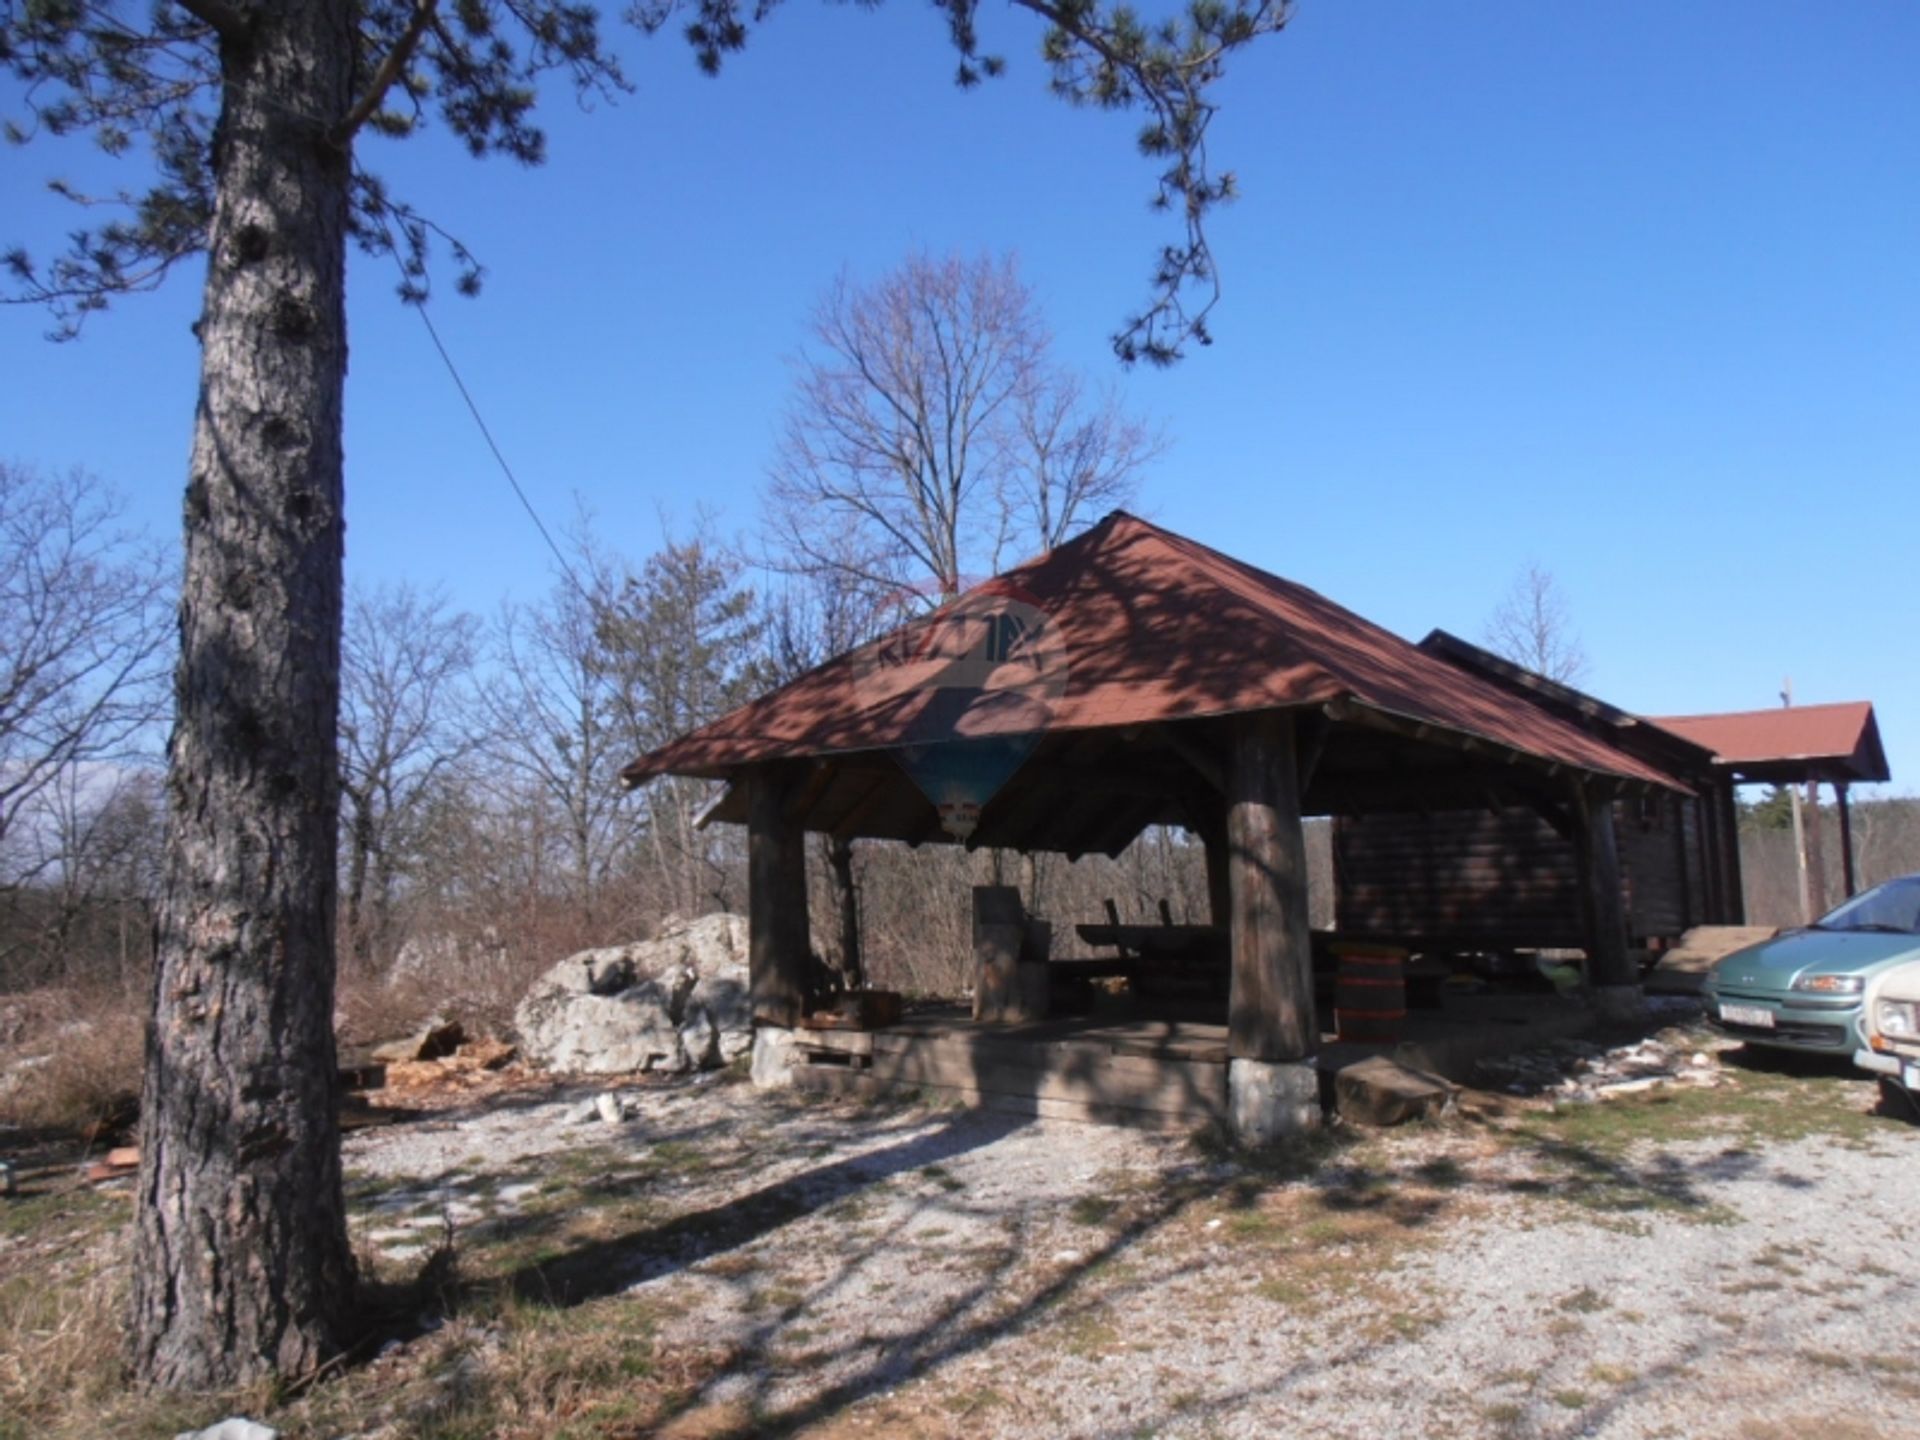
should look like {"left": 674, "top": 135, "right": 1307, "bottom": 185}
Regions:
{"left": 3, "top": 1, "right": 1915, "bottom": 788}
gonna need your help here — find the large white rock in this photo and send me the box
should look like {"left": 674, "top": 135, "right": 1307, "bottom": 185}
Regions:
{"left": 514, "top": 914, "right": 752, "bottom": 1075}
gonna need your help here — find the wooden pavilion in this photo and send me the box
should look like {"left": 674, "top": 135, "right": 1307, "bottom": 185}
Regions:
{"left": 622, "top": 513, "right": 1688, "bottom": 1139}
{"left": 1654, "top": 702, "right": 1891, "bottom": 902}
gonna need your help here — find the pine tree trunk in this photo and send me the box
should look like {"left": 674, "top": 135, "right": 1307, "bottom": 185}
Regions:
{"left": 132, "top": 0, "right": 357, "bottom": 1388}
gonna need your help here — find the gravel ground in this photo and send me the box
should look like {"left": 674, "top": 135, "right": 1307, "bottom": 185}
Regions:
{"left": 343, "top": 1039, "right": 1920, "bottom": 1440}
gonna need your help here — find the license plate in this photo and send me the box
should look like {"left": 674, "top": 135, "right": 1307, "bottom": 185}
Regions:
{"left": 1720, "top": 1004, "right": 1775, "bottom": 1029}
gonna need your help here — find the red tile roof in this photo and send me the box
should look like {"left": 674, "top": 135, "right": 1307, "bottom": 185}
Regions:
{"left": 622, "top": 513, "right": 1684, "bottom": 790}
{"left": 1652, "top": 703, "right": 1889, "bottom": 784}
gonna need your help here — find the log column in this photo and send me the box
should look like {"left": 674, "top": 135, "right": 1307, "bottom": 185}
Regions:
{"left": 828, "top": 835, "right": 864, "bottom": 990}
{"left": 1836, "top": 782, "right": 1857, "bottom": 898}
{"left": 747, "top": 764, "right": 810, "bottom": 1084}
{"left": 1573, "top": 780, "right": 1639, "bottom": 1020}
{"left": 1199, "top": 807, "right": 1233, "bottom": 930}
{"left": 1718, "top": 782, "right": 1747, "bottom": 923}
{"left": 1224, "top": 711, "right": 1320, "bottom": 1139}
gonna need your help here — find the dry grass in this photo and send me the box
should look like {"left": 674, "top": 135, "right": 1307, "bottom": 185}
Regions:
{"left": 0, "top": 1187, "right": 142, "bottom": 1440}
{"left": 0, "top": 986, "right": 145, "bottom": 1136}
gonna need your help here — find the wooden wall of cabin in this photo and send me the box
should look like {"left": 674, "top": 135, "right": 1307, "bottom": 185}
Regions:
{"left": 1333, "top": 793, "right": 1716, "bottom": 951}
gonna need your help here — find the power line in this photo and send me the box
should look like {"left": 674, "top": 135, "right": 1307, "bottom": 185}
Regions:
{"left": 367, "top": 197, "right": 593, "bottom": 607}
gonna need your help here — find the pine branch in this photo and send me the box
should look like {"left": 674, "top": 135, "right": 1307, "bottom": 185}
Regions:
{"left": 333, "top": 0, "right": 438, "bottom": 146}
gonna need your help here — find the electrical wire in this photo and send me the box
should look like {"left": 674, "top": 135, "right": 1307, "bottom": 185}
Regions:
{"left": 366, "top": 193, "right": 594, "bottom": 608}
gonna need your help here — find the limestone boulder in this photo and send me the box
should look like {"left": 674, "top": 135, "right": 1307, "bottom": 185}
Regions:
{"left": 514, "top": 914, "right": 751, "bottom": 1075}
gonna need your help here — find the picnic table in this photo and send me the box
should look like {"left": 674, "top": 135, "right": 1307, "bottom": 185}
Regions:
{"left": 1074, "top": 922, "right": 1225, "bottom": 960}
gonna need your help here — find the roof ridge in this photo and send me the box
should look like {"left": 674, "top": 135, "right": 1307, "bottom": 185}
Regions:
{"left": 1654, "top": 700, "right": 1873, "bottom": 722}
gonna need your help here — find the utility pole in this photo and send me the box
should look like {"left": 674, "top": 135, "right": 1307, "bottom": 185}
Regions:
{"left": 1781, "top": 679, "right": 1817, "bottom": 924}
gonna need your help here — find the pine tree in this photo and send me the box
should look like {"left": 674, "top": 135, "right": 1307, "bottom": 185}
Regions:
{"left": 4, "top": 0, "right": 1291, "bottom": 1389}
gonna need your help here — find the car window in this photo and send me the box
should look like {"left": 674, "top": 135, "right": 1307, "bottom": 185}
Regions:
{"left": 1813, "top": 876, "right": 1920, "bottom": 934}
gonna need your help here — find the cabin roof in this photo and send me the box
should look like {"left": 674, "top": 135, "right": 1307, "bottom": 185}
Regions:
{"left": 1652, "top": 703, "right": 1890, "bottom": 785}
{"left": 623, "top": 512, "right": 1684, "bottom": 795}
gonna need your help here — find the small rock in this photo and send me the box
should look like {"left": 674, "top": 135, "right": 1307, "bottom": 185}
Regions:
{"left": 1691, "top": 1052, "right": 1711, "bottom": 1067}
{"left": 173, "top": 1419, "right": 279, "bottom": 1440}
{"left": 372, "top": 1016, "right": 465, "bottom": 1064}
{"left": 594, "top": 1092, "right": 624, "bottom": 1125}
{"left": 1595, "top": 1077, "right": 1665, "bottom": 1096}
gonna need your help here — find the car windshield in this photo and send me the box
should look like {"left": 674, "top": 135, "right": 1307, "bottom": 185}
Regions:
{"left": 1812, "top": 876, "right": 1920, "bottom": 935}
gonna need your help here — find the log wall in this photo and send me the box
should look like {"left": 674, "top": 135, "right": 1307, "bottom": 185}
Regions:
{"left": 1334, "top": 795, "right": 1717, "bottom": 950}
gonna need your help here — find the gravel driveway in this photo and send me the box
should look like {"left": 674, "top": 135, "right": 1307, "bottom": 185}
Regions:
{"left": 342, "top": 1032, "right": 1920, "bottom": 1440}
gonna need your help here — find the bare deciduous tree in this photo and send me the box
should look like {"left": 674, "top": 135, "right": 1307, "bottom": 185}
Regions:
{"left": 0, "top": 463, "right": 170, "bottom": 865}
{"left": 483, "top": 539, "right": 640, "bottom": 932}
{"left": 1010, "top": 366, "right": 1164, "bottom": 551}
{"left": 767, "top": 252, "right": 1163, "bottom": 606}
{"left": 1483, "top": 562, "right": 1590, "bottom": 685}
{"left": 339, "top": 582, "right": 483, "bottom": 974}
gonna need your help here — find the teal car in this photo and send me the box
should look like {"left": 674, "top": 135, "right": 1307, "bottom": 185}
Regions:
{"left": 1702, "top": 875, "right": 1920, "bottom": 1056}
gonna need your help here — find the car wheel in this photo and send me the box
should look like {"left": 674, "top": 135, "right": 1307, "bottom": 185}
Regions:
{"left": 1878, "top": 1077, "right": 1920, "bottom": 1123}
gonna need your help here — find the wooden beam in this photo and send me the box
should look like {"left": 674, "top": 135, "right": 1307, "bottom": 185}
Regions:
{"left": 1096, "top": 796, "right": 1168, "bottom": 859}
{"left": 1296, "top": 713, "right": 1330, "bottom": 795}
{"left": 822, "top": 768, "right": 893, "bottom": 840}
{"left": 747, "top": 764, "right": 810, "bottom": 1026}
{"left": 971, "top": 777, "right": 1063, "bottom": 853}
{"left": 1226, "top": 711, "right": 1316, "bottom": 1063}
{"left": 692, "top": 781, "right": 737, "bottom": 832}
{"left": 783, "top": 758, "right": 839, "bottom": 826}
{"left": 1151, "top": 722, "right": 1225, "bottom": 793}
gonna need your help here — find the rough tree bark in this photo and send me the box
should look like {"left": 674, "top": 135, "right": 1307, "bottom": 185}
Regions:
{"left": 131, "top": 0, "right": 358, "bottom": 1386}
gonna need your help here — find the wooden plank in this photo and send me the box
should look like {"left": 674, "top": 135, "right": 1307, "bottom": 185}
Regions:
{"left": 864, "top": 1048, "right": 1228, "bottom": 1111}
{"left": 865, "top": 1024, "right": 1229, "bottom": 1065}
{"left": 1227, "top": 710, "right": 1316, "bottom": 1062}
{"left": 793, "top": 1029, "right": 875, "bottom": 1057}
{"left": 855, "top": 1036, "right": 1228, "bottom": 1095}
{"left": 790, "top": 1063, "right": 1226, "bottom": 1131}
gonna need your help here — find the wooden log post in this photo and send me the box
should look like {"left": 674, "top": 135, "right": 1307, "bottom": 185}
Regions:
{"left": 1717, "top": 782, "right": 1747, "bottom": 923}
{"left": 1836, "top": 781, "right": 1857, "bottom": 898}
{"left": 828, "top": 835, "right": 863, "bottom": 990}
{"left": 1573, "top": 778, "right": 1638, "bottom": 1019}
{"left": 1694, "top": 791, "right": 1721, "bottom": 923}
{"left": 1199, "top": 808, "right": 1233, "bottom": 930}
{"left": 1224, "top": 711, "right": 1319, "bottom": 1139}
{"left": 747, "top": 764, "right": 810, "bottom": 1032}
